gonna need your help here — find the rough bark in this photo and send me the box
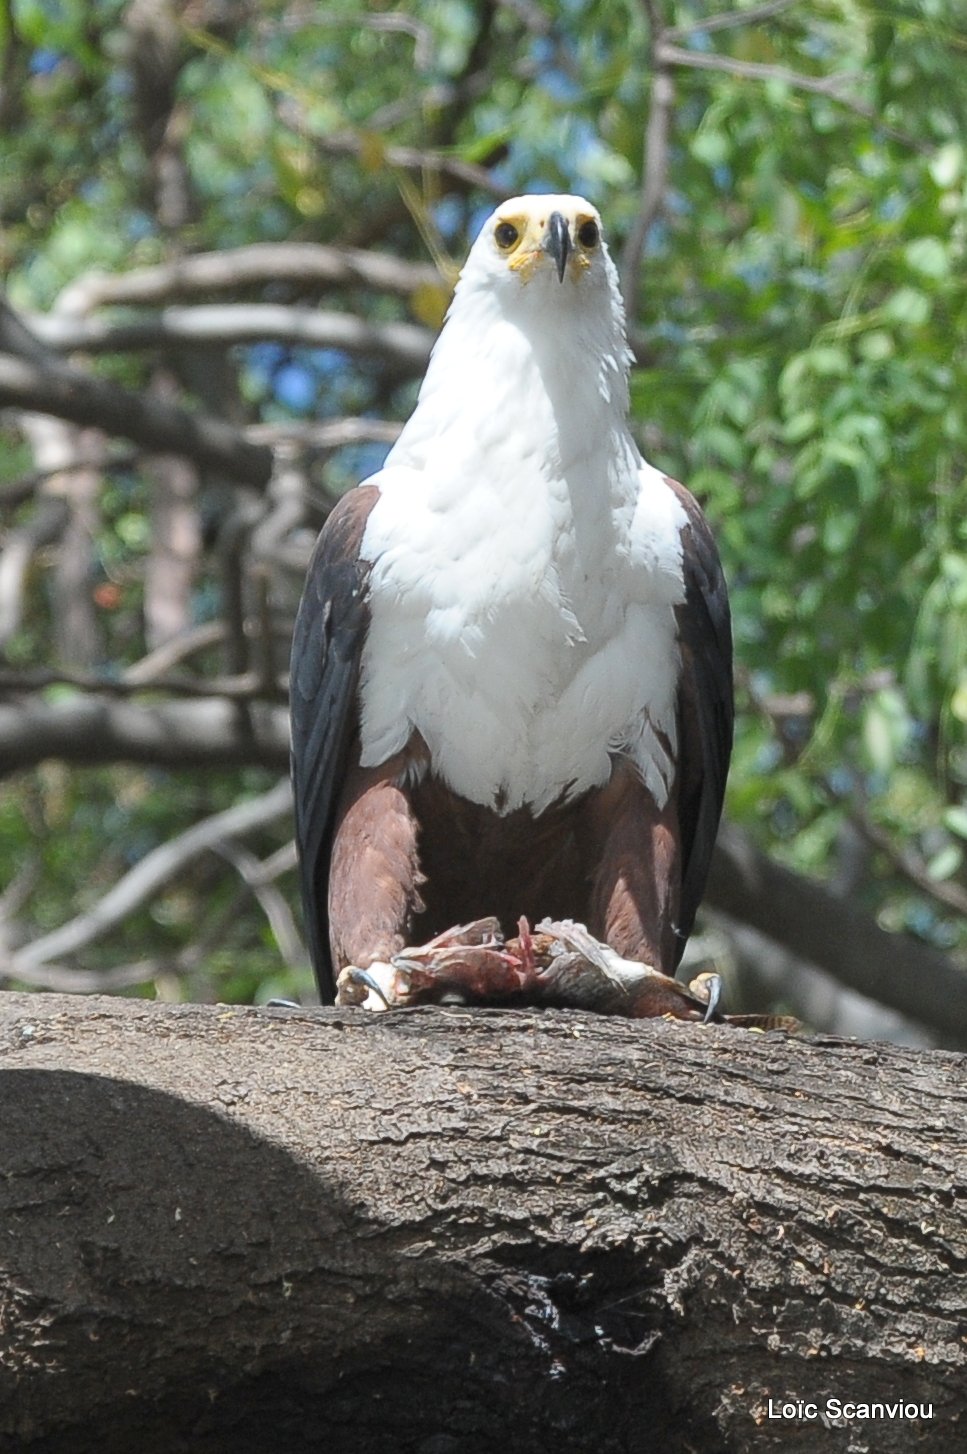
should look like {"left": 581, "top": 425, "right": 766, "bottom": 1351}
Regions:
{"left": 1, "top": 992, "right": 964, "bottom": 1454}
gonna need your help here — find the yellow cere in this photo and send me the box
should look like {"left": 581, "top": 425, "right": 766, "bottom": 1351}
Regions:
{"left": 496, "top": 205, "right": 598, "bottom": 281}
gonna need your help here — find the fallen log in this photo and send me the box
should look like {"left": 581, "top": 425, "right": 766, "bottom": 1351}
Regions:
{"left": 1, "top": 992, "right": 964, "bottom": 1453}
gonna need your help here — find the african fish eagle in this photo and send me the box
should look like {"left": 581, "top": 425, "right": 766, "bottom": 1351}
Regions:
{"left": 290, "top": 194, "right": 733, "bottom": 1016}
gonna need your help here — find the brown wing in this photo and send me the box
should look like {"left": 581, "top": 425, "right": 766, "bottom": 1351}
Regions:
{"left": 289, "top": 486, "right": 378, "bottom": 1000}
{"left": 667, "top": 478, "right": 734, "bottom": 963}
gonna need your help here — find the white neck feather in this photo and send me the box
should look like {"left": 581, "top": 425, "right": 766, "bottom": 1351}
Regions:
{"left": 387, "top": 257, "right": 639, "bottom": 515}
{"left": 358, "top": 232, "right": 686, "bottom": 816}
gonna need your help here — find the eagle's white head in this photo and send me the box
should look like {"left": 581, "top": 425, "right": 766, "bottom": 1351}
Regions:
{"left": 458, "top": 194, "right": 623, "bottom": 314}
{"left": 474, "top": 193, "right": 607, "bottom": 282}
{"left": 416, "top": 192, "right": 631, "bottom": 416}
{"left": 389, "top": 194, "right": 633, "bottom": 471}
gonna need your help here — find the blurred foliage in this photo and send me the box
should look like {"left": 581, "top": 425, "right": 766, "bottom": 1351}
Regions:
{"left": 1, "top": 0, "right": 965, "bottom": 999}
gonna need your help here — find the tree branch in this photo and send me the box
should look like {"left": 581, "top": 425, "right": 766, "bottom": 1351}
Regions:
{"left": 655, "top": 42, "right": 862, "bottom": 98}
{"left": 0, "top": 695, "right": 288, "bottom": 772}
{"left": 0, "top": 352, "right": 273, "bottom": 487}
{"left": 706, "top": 822, "right": 967, "bottom": 1039}
{"left": 0, "top": 958, "right": 167, "bottom": 992}
{"left": 0, "top": 0, "right": 27, "bottom": 132}
{"left": 59, "top": 242, "right": 440, "bottom": 313}
{"left": 291, "top": 120, "right": 506, "bottom": 199}
{"left": 0, "top": 292, "right": 51, "bottom": 364}
{"left": 0, "top": 665, "right": 287, "bottom": 701}
{"left": 664, "top": 0, "right": 797, "bottom": 43}
{"left": 0, "top": 496, "right": 71, "bottom": 647}
{"left": 28, "top": 305, "right": 433, "bottom": 372}
{"left": 121, "top": 620, "right": 228, "bottom": 680}
{"left": 245, "top": 416, "right": 401, "bottom": 451}
{"left": 0, "top": 449, "right": 139, "bottom": 509}
{"left": 211, "top": 837, "right": 305, "bottom": 967}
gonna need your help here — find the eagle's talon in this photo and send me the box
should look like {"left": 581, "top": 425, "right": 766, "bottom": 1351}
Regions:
{"left": 687, "top": 969, "right": 724, "bottom": 1023}
{"left": 351, "top": 967, "right": 393, "bottom": 1008}
{"left": 335, "top": 962, "right": 401, "bottom": 1010}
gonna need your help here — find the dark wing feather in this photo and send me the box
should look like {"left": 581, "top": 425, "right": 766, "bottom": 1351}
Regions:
{"left": 289, "top": 485, "right": 378, "bottom": 1000}
{"left": 667, "top": 478, "right": 734, "bottom": 964}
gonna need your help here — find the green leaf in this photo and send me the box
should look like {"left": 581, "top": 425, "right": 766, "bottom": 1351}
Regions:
{"left": 823, "top": 510, "right": 859, "bottom": 555}
{"left": 904, "top": 237, "right": 949, "bottom": 280}
{"left": 691, "top": 129, "right": 730, "bottom": 167}
{"left": 862, "top": 691, "right": 910, "bottom": 775}
{"left": 951, "top": 681, "right": 967, "bottom": 723}
{"left": 857, "top": 330, "right": 894, "bottom": 362}
{"left": 926, "top": 844, "right": 963, "bottom": 881}
{"left": 783, "top": 410, "right": 818, "bottom": 442}
{"left": 882, "top": 288, "right": 931, "bottom": 327}
{"left": 930, "top": 142, "right": 964, "bottom": 188}
{"left": 943, "top": 807, "right": 967, "bottom": 840}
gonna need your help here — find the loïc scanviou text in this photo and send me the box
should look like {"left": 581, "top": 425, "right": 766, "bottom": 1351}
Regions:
{"left": 766, "top": 1398, "right": 933, "bottom": 1421}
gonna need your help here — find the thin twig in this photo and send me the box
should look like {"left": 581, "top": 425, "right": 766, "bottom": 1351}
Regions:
{"left": 123, "top": 621, "right": 227, "bottom": 683}
{"left": 254, "top": 841, "right": 299, "bottom": 880}
{"left": 665, "top": 0, "right": 797, "bottom": 43}
{"left": 656, "top": 43, "right": 860, "bottom": 97}
{"left": 211, "top": 838, "right": 305, "bottom": 967}
{"left": 251, "top": 566, "right": 278, "bottom": 695}
{"left": 655, "top": 43, "right": 928, "bottom": 152}
{"left": 0, "top": 858, "right": 40, "bottom": 921}
{"left": 216, "top": 499, "right": 264, "bottom": 677}
{"left": 284, "top": 115, "right": 505, "bottom": 200}
{"left": 0, "top": 497, "right": 71, "bottom": 648}
{"left": 0, "top": 451, "right": 138, "bottom": 510}
{"left": 851, "top": 801, "right": 967, "bottom": 919}
{"left": 12, "top": 778, "right": 293, "bottom": 971}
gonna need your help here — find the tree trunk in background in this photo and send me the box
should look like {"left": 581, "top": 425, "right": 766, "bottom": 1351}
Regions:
{"left": 143, "top": 369, "right": 202, "bottom": 649}
{"left": 1, "top": 993, "right": 964, "bottom": 1454}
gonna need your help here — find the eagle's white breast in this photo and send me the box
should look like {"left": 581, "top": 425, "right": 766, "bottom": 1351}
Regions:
{"left": 356, "top": 202, "right": 688, "bottom": 815}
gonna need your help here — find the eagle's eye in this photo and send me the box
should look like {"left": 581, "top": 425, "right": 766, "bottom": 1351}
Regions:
{"left": 494, "top": 221, "right": 519, "bottom": 250}
{"left": 577, "top": 218, "right": 599, "bottom": 249}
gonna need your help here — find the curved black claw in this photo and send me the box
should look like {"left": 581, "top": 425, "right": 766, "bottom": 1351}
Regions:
{"left": 266, "top": 997, "right": 301, "bottom": 1009}
{"left": 701, "top": 973, "right": 723, "bottom": 1023}
{"left": 347, "top": 966, "right": 393, "bottom": 1009}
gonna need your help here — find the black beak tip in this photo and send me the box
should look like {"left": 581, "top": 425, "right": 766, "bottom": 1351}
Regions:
{"left": 546, "top": 210, "right": 571, "bottom": 283}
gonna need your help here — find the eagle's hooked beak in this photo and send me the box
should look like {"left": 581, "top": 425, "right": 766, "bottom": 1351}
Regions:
{"left": 544, "top": 211, "right": 571, "bottom": 283}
